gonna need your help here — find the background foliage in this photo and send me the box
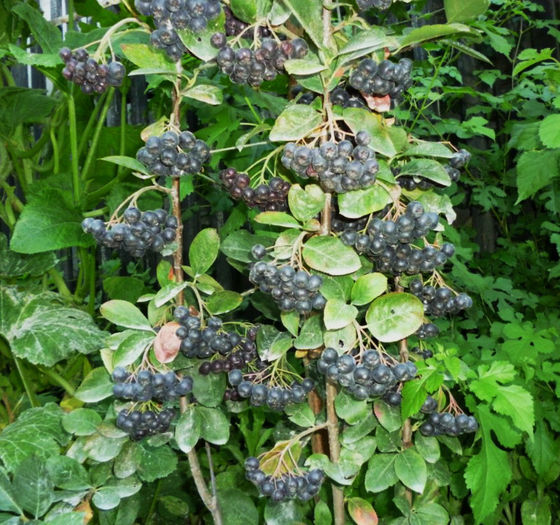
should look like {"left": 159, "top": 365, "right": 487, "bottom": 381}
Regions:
{"left": 0, "top": 0, "right": 559, "bottom": 524}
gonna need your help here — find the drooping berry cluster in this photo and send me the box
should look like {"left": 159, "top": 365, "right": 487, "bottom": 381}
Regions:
{"left": 349, "top": 58, "right": 412, "bottom": 101}
{"left": 136, "top": 130, "right": 211, "bottom": 177}
{"left": 111, "top": 367, "right": 192, "bottom": 402}
{"left": 249, "top": 261, "right": 326, "bottom": 314}
{"left": 220, "top": 169, "right": 290, "bottom": 211}
{"left": 81, "top": 207, "right": 178, "bottom": 256}
{"left": 245, "top": 457, "right": 325, "bottom": 502}
{"left": 116, "top": 408, "right": 175, "bottom": 440}
{"left": 175, "top": 308, "right": 255, "bottom": 359}
{"left": 398, "top": 148, "right": 471, "bottom": 191}
{"left": 59, "top": 47, "right": 125, "bottom": 95}
{"left": 356, "top": 0, "right": 393, "bottom": 10}
{"left": 198, "top": 328, "right": 259, "bottom": 375}
{"left": 212, "top": 36, "right": 309, "bottom": 87}
{"left": 135, "top": 0, "right": 222, "bottom": 61}
{"left": 418, "top": 397, "right": 478, "bottom": 436}
{"left": 281, "top": 131, "right": 379, "bottom": 193}
{"left": 229, "top": 370, "right": 314, "bottom": 409}
{"left": 316, "top": 348, "right": 417, "bottom": 402}
{"left": 338, "top": 201, "right": 452, "bottom": 274}
{"left": 224, "top": 6, "right": 270, "bottom": 38}
{"left": 415, "top": 323, "right": 440, "bottom": 339}
{"left": 410, "top": 279, "right": 473, "bottom": 317}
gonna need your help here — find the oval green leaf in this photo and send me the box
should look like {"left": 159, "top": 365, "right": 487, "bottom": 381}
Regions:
{"left": 303, "top": 236, "right": 361, "bottom": 276}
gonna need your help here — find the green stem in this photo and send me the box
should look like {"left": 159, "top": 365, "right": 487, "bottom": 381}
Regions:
{"left": 87, "top": 251, "right": 96, "bottom": 315}
{"left": 78, "top": 90, "right": 109, "bottom": 158}
{"left": 10, "top": 128, "right": 50, "bottom": 158}
{"left": 38, "top": 366, "right": 76, "bottom": 396}
{"left": 82, "top": 89, "right": 115, "bottom": 181}
{"left": 4, "top": 342, "right": 40, "bottom": 408}
{"left": 118, "top": 86, "right": 128, "bottom": 178}
{"left": 67, "top": 94, "right": 81, "bottom": 206}
{"left": 48, "top": 268, "right": 73, "bottom": 298}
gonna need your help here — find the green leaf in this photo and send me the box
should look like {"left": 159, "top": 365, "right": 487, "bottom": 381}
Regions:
{"left": 444, "top": 0, "right": 489, "bottom": 22}
{"left": 324, "top": 324, "right": 357, "bottom": 353}
{"left": 347, "top": 497, "right": 378, "bottom": 525}
{"left": 338, "top": 185, "right": 392, "bottom": 219}
{"left": 405, "top": 140, "right": 454, "bottom": 158}
{"left": 0, "top": 404, "right": 67, "bottom": 473}
{"left": 314, "top": 500, "right": 333, "bottom": 525}
{"left": 492, "top": 385, "right": 534, "bottom": 435}
{"left": 175, "top": 406, "right": 201, "bottom": 454}
{"left": 12, "top": 457, "right": 54, "bottom": 518}
{"left": 324, "top": 299, "right": 358, "bottom": 330}
{"left": 341, "top": 415, "right": 377, "bottom": 445}
{"left": 257, "top": 325, "right": 293, "bottom": 360}
{"left": 351, "top": 273, "right": 387, "bottom": 306}
{"left": 288, "top": 184, "right": 325, "bottom": 222}
{"left": 153, "top": 283, "right": 187, "bottom": 308}
{"left": 103, "top": 276, "right": 146, "bottom": 303}
{"left": 0, "top": 88, "right": 57, "bottom": 139}
{"left": 120, "top": 43, "right": 176, "bottom": 71}
{"left": 189, "top": 228, "right": 220, "bottom": 275}
{"left": 464, "top": 404, "right": 513, "bottom": 524}
{"left": 0, "top": 233, "right": 56, "bottom": 278}
{"left": 230, "top": 0, "right": 256, "bottom": 23}
{"left": 136, "top": 443, "right": 178, "bottom": 483}
{"left": 285, "top": 404, "right": 315, "bottom": 428}
{"left": 221, "top": 230, "right": 274, "bottom": 263}
{"left": 399, "top": 159, "right": 452, "bottom": 187}
{"left": 343, "top": 108, "right": 406, "bottom": 158}
{"left": 7, "top": 45, "right": 60, "bottom": 68}
{"left": 269, "top": 104, "right": 322, "bottom": 142}
{"left": 113, "top": 331, "right": 154, "bottom": 368}
{"left": 101, "top": 155, "right": 150, "bottom": 174}
{"left": 75, "top": 368, "right": 113, "bottom": 403}
{"left": 303, "top": 236, "right": 361, "bottom": 276}
{"left": 415, "top": 502, "right": 450, "bottom": 524}
{"left": 400, "top": 379, "right": 428, "bottom": 421}
{"left": 281, "top": 0, "right": 324, "bottom": 50}
{"left": 284, "top": 59, "right": 327, "bottom": 75}
{"left": 364, "top": 453, "right": 398, "bottom": 493}
{"left": 177, "top": 9, "right": 225, "bottom": 61}
{"left": 339, "top": 28, "right": 391, "bottom": 56}
{"left": 206, "top": 291, "right": 243, "bottom": 315}
{"left": 394, "top": 448, "right": 427, "bottom": 493}
{"left": 92, "top": 488, "right": 121, "bottom": 510}
{"left": 100, "top": 300, "right": 153, "bottom": 331}
{"left": 191, "top": 367, "right": 226, "bottom": 407}
{"left": 218, "top": 489, "right": 258, "bottom": 525}
{"left": 46, "top": 513, "right": 86, "bottom": 525}
{"left": 294, "top": 315, "right": 323, "bottom": 350}
{"left": 521, "top": 499, "right": 552, "bottom": 525}
{"left": 398, "top": 23, "right": 475, "bottom": 49}
{"left": 513, "top": 48, "right": 555, "bottom": 76}
{"left": 0, "top": 471, "right": 22, "bottom": 514}
{"left": 415, "top": 434, "right": 440, "bottom": 464}
{"left": 12, "top": 4, "right": 62, "bottom": 54}
{"left": 335, "top": 391, "right": 369, "bottom": 425}
{"left": 10, "top": 189, "right": 92, "bottom": 253}
{"left": 366, "top": 292, "right": 424, "bottom": 343}
{"left": 539, "top": 115, "right": 560, "bottom": 148}
{"left": 197, "top": 407, "right": 230, "bottom": 445}
{"left": 281, "top": 311, "right": 299, "bottom": 337}
{"left": 45, "top": 456, "right": 90, "bottom": 491}
{"left": 62, "top": 409, "right": 102, "bottom": 437}
{"left": 373, "top": 401, "right": 402, "bottom": 432}
{"left": 183, "top": 84, "right": 223, "bottom": 105}
{"left": 526, "top": 422, "right": 560, "bottom": 483}
{"left": 254, "top": 211, "right": 302, "bottom": 229}
{"left": 0, "top": 286, "right": 106, "bottom": 366}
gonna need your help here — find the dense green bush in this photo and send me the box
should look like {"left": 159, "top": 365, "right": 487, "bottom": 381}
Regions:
{"left": 0, "top": 0, "right": 559, "bottom": 524}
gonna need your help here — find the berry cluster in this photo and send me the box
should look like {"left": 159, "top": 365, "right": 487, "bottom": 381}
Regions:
{"left": 224, "top": 6, "right": 270, "bottom": 38}
{"left": 415, "top": 323, "right": 440, "bottom": 339}
{"left": 175, "top": 307, "right": 255, "bottom": 360}
{"left": 229, "top": 370, "right": 314, "bottom": 409}
{"left": 198, "top": 331, "right": 259, "bottom": 376}
{"left": 349, "top": 58, "right": 412, "bottom": 101}
{"left": 135, "top": 0, "right": 222, "bottom": 61}
{"left": 136, "top": 130, "right": 211, "bottom": 177}
{"left": 339, "top": 201, "right": 451, "bottom": 274}
{"left": 281, "top": 131, "right": 379, "bottom": 193}
{"left": 245, "top": 457, "right": 325, "bottom": 502}
{"left": 212, "top": 36, "right": 309, "bottom": 87}
{"left": 60, "top": 48, "right": 125, "bottom": 95}
{"left": 356, "top": 0, "right": 393, "bottom": 10}
{"left": 399, "top": 149, "right": 471, "bottom": 191}
{"left": 249, "top": 262, "right": 326, "bottom": 314}
{"left": 411, "top": 346, "right": 433, "bottom": 360}
{"left": 82, "top": 207, "right": 178, "bottom": 256}
{"left": 111, "top": 367, "right": 192, "bottom": 402}
{"left": 316, "top": 348, "right": 417, "bottom": 402}
{"left": 419, "top": 397, "right": 478, "bottom": 436}
{"left": 220, "top": 169, "right": 290, "bottom": 211}
{"left": 116, "top": 408, "right": 175, "bottom": 440}
{"left": 410, "top": 279, "right": 473, "bottom": 317}
{"left": 295, "top": 87, "right": 366, "bottom": 109}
